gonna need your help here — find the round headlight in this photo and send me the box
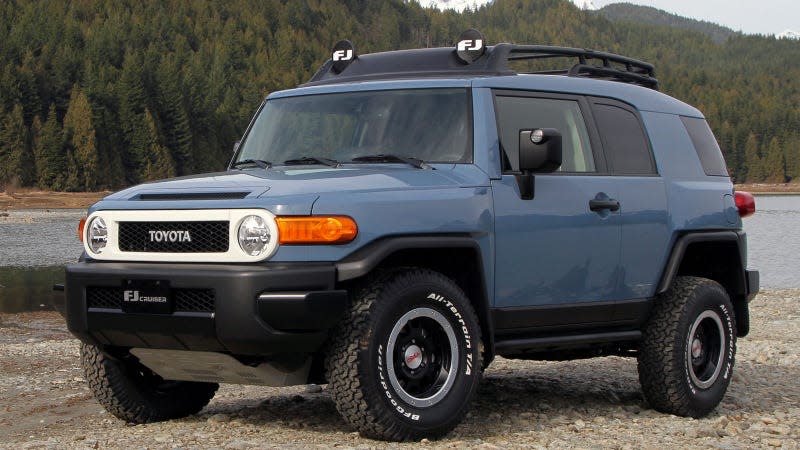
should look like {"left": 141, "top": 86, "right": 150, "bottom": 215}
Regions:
{"left": 238, "top": 215, "right": 271, "bottom": 256}
{"left": 87, "top": 217, "right": 108, "bottom": 253}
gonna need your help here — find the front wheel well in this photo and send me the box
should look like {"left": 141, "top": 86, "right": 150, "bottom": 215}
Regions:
{"left": 342, "top": 246, "right": 494, "bottom": 366}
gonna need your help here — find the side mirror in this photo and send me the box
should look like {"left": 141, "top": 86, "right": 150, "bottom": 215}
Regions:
{"left": 515, "top": 128, "right": 562, "bottom": 200}
{"left": 519, "top": 129, "right": 562, "bottom": 173}
{"left": 233, "top": 140, "right": 241, "bottom": 154}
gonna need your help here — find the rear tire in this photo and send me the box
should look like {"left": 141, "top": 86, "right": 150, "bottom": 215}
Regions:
{"left": 326, "top": 269, "right": 482, "bottom": 441}
{"left": 81, "top": 343, "right": 218, "bottom": 423}
{"left": 638, "top": 276, "right": 736, "bottom": 417}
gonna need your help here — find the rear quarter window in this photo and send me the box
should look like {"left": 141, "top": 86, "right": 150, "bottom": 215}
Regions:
{"left": 591, "top": 102, "right": 656, "bottom": 175}
{"left": 680, "top": 116, "right": 729, "bottom": 177}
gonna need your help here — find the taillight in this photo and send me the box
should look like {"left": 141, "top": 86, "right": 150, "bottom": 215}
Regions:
{"left": 77, "top": 217, "right": 87, "bottom": 242}
{"left": 734, "top": 191, "right": 755, "bottom": 218}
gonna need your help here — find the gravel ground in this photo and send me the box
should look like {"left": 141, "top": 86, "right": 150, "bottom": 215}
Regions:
{"left": 1, "top": 290, "right": 797, "bottom": 450}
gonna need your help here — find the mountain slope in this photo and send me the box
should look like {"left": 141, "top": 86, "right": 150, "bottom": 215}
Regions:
{"left": 597, "top": 3, "right": 739, "bottom": 44}
{"left": 0, "top": 0, "right": 797, "bottom": 187}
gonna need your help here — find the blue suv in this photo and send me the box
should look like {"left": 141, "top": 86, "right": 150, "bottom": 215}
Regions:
{"left": 63, "top": 31, "right": 759, "bottom": 441}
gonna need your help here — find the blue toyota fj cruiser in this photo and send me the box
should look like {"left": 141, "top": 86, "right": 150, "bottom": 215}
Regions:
{"left": 63, "top": 31, "right": 759, "bottom": 441}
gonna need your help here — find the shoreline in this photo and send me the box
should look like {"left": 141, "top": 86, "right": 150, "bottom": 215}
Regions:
{"left": 734, "top": 183, "right": 800, "bottom": 194}
{"left": 1, "top": 183, "right": 798, "bottom": 210}
{"left": 0, "top": 190, "right": 109, "bottom": 210}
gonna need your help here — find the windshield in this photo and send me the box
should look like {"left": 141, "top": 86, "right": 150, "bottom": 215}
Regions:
{"left": 234, "top": 88, "right": 471, "bottom": 166}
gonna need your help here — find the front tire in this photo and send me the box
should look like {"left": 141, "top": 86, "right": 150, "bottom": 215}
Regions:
{"left": 327, "top": 269, "right": 482, "bottom": 441}
{"left": 638, "top": 276, "right": 737, "bottom": 417}
{"left": 81, "top": 344, "right": 218, "bottom": 423}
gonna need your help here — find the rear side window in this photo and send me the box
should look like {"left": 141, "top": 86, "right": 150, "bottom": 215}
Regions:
{"left": 592, "top": 103, "right": 656, "bottom": 175}
{"left": 494, "top": 95, "right": 596, "bottom": 173}
{"left": 681, "top": 116, "right": 729, "bottom": 176}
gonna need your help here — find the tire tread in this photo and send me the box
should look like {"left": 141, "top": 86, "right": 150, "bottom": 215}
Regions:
{"left": 637, "top": 276, "right": 735, "bottom": 418}
{"left": 81, "top": 344, "right": 218, "bottom": 423}
{"left": 326, "top": 268, "right": 481, "bottom": 441}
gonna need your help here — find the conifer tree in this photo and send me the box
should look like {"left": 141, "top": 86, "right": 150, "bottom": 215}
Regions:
{"left": 785, "top": 132, "right": 800, "bottom": 182}
{"left": 33, "top": 104, "right": 67, "bottom": 190}
{"left": 142, "top": 108, "right": 175, "bottom": 181}
{"left": 0, "top": 103, "right": 35, "bottom": 187}
{"left": 763, "top": 137, "right": 786, "bottom": 183}
{"left": 16, "top": 54, "right": 42, "bottom": 127}
{"left": 64, "top": 84, "right": 99, "bottom": 191}
{"left": 156, "top": 57, "right": 193, "bottom": 175}
{"left": 118, "top": 51, "right": 148, "bottom": 184}
{"left": 743, "top": 133, "right": 763, "bottom": 182}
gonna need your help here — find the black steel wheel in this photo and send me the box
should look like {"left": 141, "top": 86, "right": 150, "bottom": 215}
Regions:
{"left": 386, "top": 307, "right": 459, "bottom": 408}
{"left": 687, "top": 310, "right": 726, "bottom": 389}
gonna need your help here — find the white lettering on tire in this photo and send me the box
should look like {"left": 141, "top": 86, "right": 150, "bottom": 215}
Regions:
{"left": 378, "top": 344, "right": 420, "bottom": 421}
{"left": 427, "top": 292, "right": 473, "bottom": 375}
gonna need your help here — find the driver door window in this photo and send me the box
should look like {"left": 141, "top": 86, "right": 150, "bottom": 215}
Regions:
{"left": 494, "top": 95, "right": 596, "bottom": 173}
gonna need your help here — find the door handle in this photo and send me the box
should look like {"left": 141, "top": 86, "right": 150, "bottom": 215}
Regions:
{"left": 589, "top": 198, "right": 620, "bottom": 212}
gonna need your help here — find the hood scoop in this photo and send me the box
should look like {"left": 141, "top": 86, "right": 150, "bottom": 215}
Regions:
{"left": 137, "top": 192, "right": 251, "bottom": 201}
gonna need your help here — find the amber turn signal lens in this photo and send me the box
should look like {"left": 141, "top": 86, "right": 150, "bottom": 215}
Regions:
{"left": 77, "top": 217, "right": 87, "bottom": 242}
{"left": 275, "top": 216, "right": 357, "bottom": 244}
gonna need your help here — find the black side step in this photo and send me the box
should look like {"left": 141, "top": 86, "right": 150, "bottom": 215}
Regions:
{"left": 495, "top": 330, "right": 641, "bottom": 353}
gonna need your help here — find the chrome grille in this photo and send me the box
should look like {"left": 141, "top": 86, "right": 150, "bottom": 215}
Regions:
{"left": 118, "top": 221, "right": 228, "bottom": 253}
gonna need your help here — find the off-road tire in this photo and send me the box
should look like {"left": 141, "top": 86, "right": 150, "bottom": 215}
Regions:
{"left": 638, "top": 276, "right": 737, "bottom": 418}
{"left": 326, "top": 269, "right": 482, "bottom": 441}
{"left": 81, "top": 343, "right": 218, "bottom": 423}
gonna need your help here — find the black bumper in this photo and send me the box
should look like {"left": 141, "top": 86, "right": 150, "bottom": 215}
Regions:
{"left": 64, "top": 262, "right": 348, "bottom": 355}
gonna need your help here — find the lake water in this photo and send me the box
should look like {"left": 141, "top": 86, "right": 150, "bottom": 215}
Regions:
{"left": 0, "top": 196, "right": 798, "bottom": 312}
{"left": 742, "top": 195, "right": 800, "bottom": 289}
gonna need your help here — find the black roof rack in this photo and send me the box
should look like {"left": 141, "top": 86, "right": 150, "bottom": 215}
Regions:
{"left": 497, "top": 44, "right": 658, "bottom": 89}
{"left": 305, "top": 31, "right": 659, "bottom": 90}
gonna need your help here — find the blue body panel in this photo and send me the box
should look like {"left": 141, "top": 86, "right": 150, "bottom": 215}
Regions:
{"left": 492, "top": 174, "right": 621, "bottom": 307}
{"left": 87, "top": 74, "right": 740, "bottom": 311}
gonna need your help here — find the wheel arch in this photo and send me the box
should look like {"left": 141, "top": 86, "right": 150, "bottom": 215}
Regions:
{"left": 657, "top": 231, "right": 751, "bottom": 336}
{"left": 336, "top": 235, "right": 495, "bottom": 364}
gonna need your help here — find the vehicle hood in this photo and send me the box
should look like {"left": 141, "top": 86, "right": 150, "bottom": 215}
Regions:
{"left": 93, "top": 165, "right": 488, "bottom": 213}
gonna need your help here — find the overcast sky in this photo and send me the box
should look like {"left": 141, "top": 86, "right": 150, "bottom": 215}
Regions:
{"left": 593, "top": 0, "right": 797, "bottom": 35}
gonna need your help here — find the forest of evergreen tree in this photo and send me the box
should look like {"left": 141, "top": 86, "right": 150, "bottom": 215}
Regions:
{"left": 0, "top": 0, "right": 798, "bottom": 190}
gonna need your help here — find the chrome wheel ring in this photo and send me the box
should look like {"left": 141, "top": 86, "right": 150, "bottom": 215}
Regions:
{"left": 686, "top": 310, "right": 726, "bottom": 389}
{"left": 386, "top": 307, "right": 459, "bottom": 408}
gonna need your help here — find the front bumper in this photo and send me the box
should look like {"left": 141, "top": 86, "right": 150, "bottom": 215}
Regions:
{"left": 64, "top": 262, "right": 348, "bottom": 355}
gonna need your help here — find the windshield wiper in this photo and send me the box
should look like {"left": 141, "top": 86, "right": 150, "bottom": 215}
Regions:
{"left": 231, "top": 159, "right": 272, "bottom": 169}
{"left": 350, "top": 154, "right": 432, "bottom": 170}
{"left": 283, "top": 156, "right": 341, "bottom": 168}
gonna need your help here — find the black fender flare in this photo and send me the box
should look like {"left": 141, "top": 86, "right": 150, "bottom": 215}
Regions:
{"left": 335, "top": 235, "right": 495, "bottom": 362}
{"left": 657, "top": 230, "right": 756, "bottom": 337}
{"left": 657, "top": 231, "right": 746, "bottom": 295}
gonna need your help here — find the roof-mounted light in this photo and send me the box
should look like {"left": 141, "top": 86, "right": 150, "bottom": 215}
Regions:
{"left": 455, "top": 29, "right": 486, "bottom": 64}
{"left": 331, "top": 39, "right": 357, "bottom": 74}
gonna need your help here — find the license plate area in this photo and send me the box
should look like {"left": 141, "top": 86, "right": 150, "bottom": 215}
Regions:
{"left": 122, "top": 280, "right": 172, "bottom": 314}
